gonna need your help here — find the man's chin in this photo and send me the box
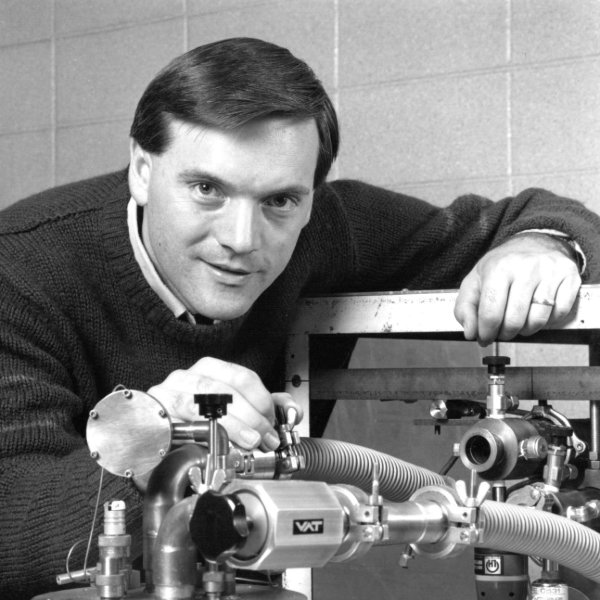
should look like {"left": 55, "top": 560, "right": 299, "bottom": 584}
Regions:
{"left": 187, "top": 285, "right": 262, "bottom": 321}
{"left": 198, "top": 302, "right": 251, "bottom": 322}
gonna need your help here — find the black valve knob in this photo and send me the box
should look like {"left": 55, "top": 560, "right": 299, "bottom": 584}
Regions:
{"left": 548, "top": 425, "right": 573, "bottom": 443}
{"left": 190, "top": 490, "right": 249, "bottom": 562}
{"left": 483, "top": 355, "right": 510, "bottom": 375}
{"left": 431, "top": 399, "right": 487, "bottom": 420}
{"left": 194, "top": 394, "right": 232, "bottom": 419}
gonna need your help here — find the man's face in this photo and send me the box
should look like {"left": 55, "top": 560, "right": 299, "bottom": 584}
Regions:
{"left": 129, "top": 116, "right": 319, "bottom": 320}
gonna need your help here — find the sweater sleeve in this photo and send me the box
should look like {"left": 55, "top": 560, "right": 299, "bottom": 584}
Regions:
{"left": 321, "top": 181, "right": 600, "bottom": 291}
{"left": 0, "top": 272, "right": 144, "bottom": 599}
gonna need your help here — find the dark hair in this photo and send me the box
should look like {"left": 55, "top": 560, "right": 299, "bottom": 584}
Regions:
{"left": 130, "top": 37, "right": 339, "bottom": 188}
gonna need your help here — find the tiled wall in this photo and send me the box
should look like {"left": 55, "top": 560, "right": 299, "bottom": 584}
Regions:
{"left": 1, "top": 0, "right": 599, "bottom": 211}
{"left": 1, "top": 1, "right": 599, "bottom": 598}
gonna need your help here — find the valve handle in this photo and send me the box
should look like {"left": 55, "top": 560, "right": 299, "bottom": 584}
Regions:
{"left": 194, "top": 394, "right": 232, "bottom": 419}
{"left": 190, "top": 490, "right": 249, "bottom": 562}
{"left": 548, "top": 424, "right": 573, "bottom": 443}
{"left": 482, "top": 355, "right": 510, "bottom": 375}
{"left": 431, "top": 399, "right": 487, "bottom": 420}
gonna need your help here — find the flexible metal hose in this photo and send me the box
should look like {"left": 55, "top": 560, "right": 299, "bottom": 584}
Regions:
{"left": 291, "top": 438, "right": 450, "bottom": 502}
{"left": 479, "top": 500, "right": 600, "bottom": 583}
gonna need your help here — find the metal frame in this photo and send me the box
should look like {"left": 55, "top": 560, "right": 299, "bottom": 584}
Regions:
{"left": 283, "top": 284, "right": 600, "bottom": 598}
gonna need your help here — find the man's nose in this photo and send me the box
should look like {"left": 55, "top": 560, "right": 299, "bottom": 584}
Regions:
{"left": 216, "top": 198, "right": 261, "bottom": 254}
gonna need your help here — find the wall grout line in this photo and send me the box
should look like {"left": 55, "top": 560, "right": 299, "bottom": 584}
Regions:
{"left": 183, "top": 0, "right": 189, "bottom": 52}
{"left": 332, "top": 0, "right": 340, "bottom": 182}
{"left": 335, "top": 53, "right": 600, "bottom": 94}
{"left": 50, "top": 0, "right": 57, "bottom": 187}
{"left": 506, "top": 0, "right": 513, "bottom": 196}
{"left": 379, "top": 166, "right": 600, "bottom": 190}
{"left": 40, "top": 15, "right": 186, "bottom": 43}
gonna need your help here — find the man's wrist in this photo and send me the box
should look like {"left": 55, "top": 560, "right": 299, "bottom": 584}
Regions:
{"left": 515, "top": 229, "right": 585, "bottom": 274}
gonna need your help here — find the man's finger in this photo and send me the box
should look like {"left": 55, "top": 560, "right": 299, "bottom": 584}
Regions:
{"left": 550, "top": 272, "right": 581, "bottom": 325}
{"left": 454, "top": 273, "right": 481, "bottom": 341}
{"left": 519, "top": 297, "right": 555, "bottom": 337}
{"left": 476, "top": 276, "right": 510, "bottom": 346}
{"left": 272, "top": 392, "right": 304, "bottom": 425}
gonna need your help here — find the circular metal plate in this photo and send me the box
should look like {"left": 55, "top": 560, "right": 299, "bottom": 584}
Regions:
{"left": 86, "top": 389, "right": 172, "bottom": 478}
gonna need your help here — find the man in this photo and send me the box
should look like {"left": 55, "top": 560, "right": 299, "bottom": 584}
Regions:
{"left": 0, "top": 37, "right": 597, "bottom": 598}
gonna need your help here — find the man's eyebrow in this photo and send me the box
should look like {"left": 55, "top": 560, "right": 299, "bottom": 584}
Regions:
{"left": 268, "top": 184, "right": 312, "bottom": 197}
{"left": 179, "top": 168, "right": 225, "bottom": 185}
{"left": 178, "top": 168, "right": 312, "bottom": 196}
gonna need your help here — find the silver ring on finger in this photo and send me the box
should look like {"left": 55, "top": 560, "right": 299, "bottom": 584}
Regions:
{"left": 531, "top": 298, "right": 555, "bottom": 307}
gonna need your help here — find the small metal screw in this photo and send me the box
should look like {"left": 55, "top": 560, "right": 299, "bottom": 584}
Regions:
{"left": 89, "top": 410, "right": 98, "bottom": 419}
{"left": 460, "top": 531, "right": 470, "bottom": 542}
{"left": 123, "top": 389, "right": 133, "bottom": 399}
{"left": 291, "top": 374, "right": 302, "bottom": 388}
{"left": 90, "top": 451, "right": 99, "bottom": 460}
{"left": 124, "top": 469, "right": 134, "bottom": 478}
{"left": 158, "top": 409, "right": 167, "bottom": 418}
{"left": 158, "top": 449, "right": 166, "bottom": 457}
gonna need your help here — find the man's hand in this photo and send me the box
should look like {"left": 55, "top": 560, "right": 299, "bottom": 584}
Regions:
{"left": 454, "top": 233, "right": 581, "bottom": 346}
{"left": 146, "top": 357, "right": 303, "bottom": 451}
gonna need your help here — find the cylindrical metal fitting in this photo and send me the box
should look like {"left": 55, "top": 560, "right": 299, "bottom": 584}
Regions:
{"left": 459, "top": 417, "right": 547, "bottom": 480}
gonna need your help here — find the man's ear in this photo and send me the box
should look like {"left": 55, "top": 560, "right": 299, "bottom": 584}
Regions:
{"left": 128, "top": 138, "right": 152, "bottom": 207}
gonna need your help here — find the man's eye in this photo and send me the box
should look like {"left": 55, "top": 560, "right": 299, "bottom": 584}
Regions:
{"left": 195, "top": 182, "right": 217, "bottom": 196}
{"left": 264, "top": 195, "right": 298, "bottom": 210}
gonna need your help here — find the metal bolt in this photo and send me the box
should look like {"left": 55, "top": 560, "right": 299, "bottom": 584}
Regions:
{"left": 124, "top": 469, "right": 134, "bottom": 478}
{"left": 158, "top": 409, "right": 167, "bottom": 418}
{"left": 398, "top": 545, "right": 414, "bottom": 568}
{"left": 158, "top": 449, "right": 166, "bottom": 457}
{"left": 89, "top": 410, "right": 98, "bottom": 419}
{"left": 90, "top": 451, "right": 99, "bottom": 460}
{"left": 460, "top": 530, "right": 470, "bottom": 542}
{"left": 123, "top": 389, "right": 133, "bottom": 399}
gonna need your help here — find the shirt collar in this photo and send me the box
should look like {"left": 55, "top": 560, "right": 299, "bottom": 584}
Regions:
{"left": 127, "top": 198, "right": 201, "bottom": 325}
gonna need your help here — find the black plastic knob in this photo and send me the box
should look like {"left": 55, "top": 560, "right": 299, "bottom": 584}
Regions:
{"left": 190, "top": 490, "right": 249, "bottom": 562}
{"left": 483, "top": 355, "right": 510, "bottom": 375}
{"left": 436, "top": 399, "right": 487, "bottom": 420}
{"left": 194, "top": 394, "right": 232, "bottom": 419}
{"left": 548, "top": 425, "right": 573, "bottom": 443}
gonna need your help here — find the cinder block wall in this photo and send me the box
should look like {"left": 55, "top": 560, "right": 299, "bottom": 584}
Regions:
{"left": 2, "top": 0, "right": 599, "bottom": 211}
{"left": 1, "top": 1, "right": 599, "bottom": 599}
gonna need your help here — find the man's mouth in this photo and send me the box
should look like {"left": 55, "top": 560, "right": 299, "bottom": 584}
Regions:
{"left": 205, "top": 260, "right": 256, "bottom": 283}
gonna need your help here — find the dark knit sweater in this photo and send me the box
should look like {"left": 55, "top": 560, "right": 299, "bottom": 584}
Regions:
{"left": 1, "top": 169, "right": 599, "bottom": 599}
